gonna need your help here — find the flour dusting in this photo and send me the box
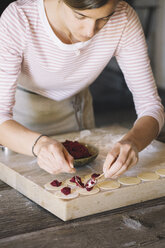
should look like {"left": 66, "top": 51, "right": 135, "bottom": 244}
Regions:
{"left": 123, "top": 215, "right": 142, "bottom": 230}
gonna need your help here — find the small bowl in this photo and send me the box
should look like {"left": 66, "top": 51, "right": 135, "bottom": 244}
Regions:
{"left": 73, "top": 143, "right": 99, "bottom": 168}
{"left": 0, "top": 145, "right": 16, "bottom": 156}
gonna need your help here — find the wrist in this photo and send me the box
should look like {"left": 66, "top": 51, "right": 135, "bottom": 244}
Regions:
{"left": 32, "top": 134, "right": 49, "bottom": 157}
{"left": 120, "top": 133, "right": 140, "bottom": 152}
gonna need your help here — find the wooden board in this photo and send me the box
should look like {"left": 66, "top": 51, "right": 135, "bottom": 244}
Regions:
{"left": 0, "top": 126, "right": 165, "bottom": 221}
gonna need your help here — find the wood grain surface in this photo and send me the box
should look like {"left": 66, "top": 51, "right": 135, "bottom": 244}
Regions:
{"left": 0, "top": 180, "right": 165, "bottom": 248}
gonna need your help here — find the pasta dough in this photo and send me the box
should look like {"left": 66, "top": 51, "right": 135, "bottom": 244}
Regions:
{"left": 155, "top": 168, "right": 165, "bottom": 177}
{"left": 65, "top": 178, "right": 79, "bottom": 188}
{"left": 54, "top": 190, "right": 79, "bottom": 200}
{"left": 44, "top": 181, "right": 65, "bottom": 191}
{"left": 118, "top": 177, "right": 141, "bottom": 185}
{"left": 97, "top": 180, "right": 120, "bottom": 190}
{"left": 83, "top": 173, "right": 105, "bottom": 184}
{"left": 138, "top": 172, "right": 160, "bottom": 181}
{"left": 76, "top": 186, "right": 100, "bottom": 195}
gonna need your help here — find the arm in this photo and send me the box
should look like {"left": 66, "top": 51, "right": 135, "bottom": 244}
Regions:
{"left": 0, "top": 3, "right": 75, "bottom": 174}
{"left": 103, "top": 3, "right": 164, "bottom": 178}
{"left": 103, "top": 116, "right": 159, "bottom": 178}
{"left": 0, "top": 120, "right": 75, "bottom": 174}
{"left": 121, "top": 116, "right": 159, "bottom": 152}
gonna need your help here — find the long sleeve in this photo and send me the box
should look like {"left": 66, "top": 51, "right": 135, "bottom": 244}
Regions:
{"left": 115, "top": 3, "right": 164, "bottom": 132}
{"left": 0, "top": 2, "right": 27, "bottom": 124}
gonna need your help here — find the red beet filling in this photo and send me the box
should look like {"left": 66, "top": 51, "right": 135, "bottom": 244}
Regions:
{"left": 50, "top": 180, "right": 62, "bottom": 187}
{"left": 85, "top": 178, "right": 96, "bottom": 191}
{"left": 62, "top": 140, "right": 91, "bottom": 159}
{"left": 61, "top": 187, "right": 71, "bottom": 195}
{"left": 86, "top": 186, "right": 94, "bottom": 191}
{"left": 76, "top": 180, "right": 85, "bottom": 188}
{"left": 70, "top": 176, "right": 81, "bottom": 183}
{"left": 69, "top": 176, "right": 84, "bottom": 188}
{"left": 75, "top": 176, "right": 85, "bottom": 188}
{"left": 91, "top": 173, "right": 100, "bottom": 179}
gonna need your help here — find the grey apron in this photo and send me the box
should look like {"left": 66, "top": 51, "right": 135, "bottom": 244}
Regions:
{"left": 13, "top": 87, "right": 95, "bottom": 136}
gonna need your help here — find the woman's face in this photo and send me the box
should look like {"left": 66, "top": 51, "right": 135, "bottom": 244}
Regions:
{"left": 60, "top": 0, "right": 119, "bottom": 42}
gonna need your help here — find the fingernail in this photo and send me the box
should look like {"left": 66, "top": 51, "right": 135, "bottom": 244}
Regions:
{"left": 70, "top": 163, "right": 74, "bottom": 169}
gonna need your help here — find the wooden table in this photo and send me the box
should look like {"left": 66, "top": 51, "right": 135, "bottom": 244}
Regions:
{"left": 0, "top": 131, "right": 165, "bottom": 248}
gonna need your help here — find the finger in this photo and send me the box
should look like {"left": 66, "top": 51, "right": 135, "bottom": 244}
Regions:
{"left": 38, "top": 151, "right": 68, "bottom": 174}
{"left": 61, "top": 166, "right": 76, "bottom": 174}
{"left": 50, "top": 147, "right": 75, "bottom": 173}
{"left": 104, "top": 160, "right": 121, "bottom": 178}
{"left": 104, "top": 154, "right": 127, "bottom": 178}
{"left": 37, "top": 143, "right": 75, "bottom": 174}
{"left": 111, "top": 157, "right": 133, "bottom": 179}
{"left": 38, "top": 151, "right": 63, "bottom": 172}
{"left": 59, "top": 157, "right": 76, "bottom": 173}
{"left": 103, "top": 151, "right": 118, "bottom": 173}
{"left": 111, "top": 152, "right": 138, "bottom": 179}
{"left": 39, "top": 157, "right": 74, "bottom": 175}
{"left": 105, "top": 144, "right": 132, "bottom": 178}
{"left": 63, "top": 147, "right": 74, "bottom": 169}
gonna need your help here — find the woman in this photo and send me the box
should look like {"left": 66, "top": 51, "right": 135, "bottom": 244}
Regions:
{"left": 0, "top": 0, "right": 164, "bottom": 178}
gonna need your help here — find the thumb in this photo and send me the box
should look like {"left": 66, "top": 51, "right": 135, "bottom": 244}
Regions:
{"left": 103, "top": 150, "right": 119, "bottom": 173}
{"left": 63, "top": 148, "right": 75, "bottom": 169}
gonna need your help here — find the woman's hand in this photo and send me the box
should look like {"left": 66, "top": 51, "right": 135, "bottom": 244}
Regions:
{"left": 102, "top": 116, "right": 160, "bottom": 179}
{"left": 103, "top": 140, "right": 138, "bottom": 179}
{"left": 33, "top": 136, "right": 76, "bottom": 174}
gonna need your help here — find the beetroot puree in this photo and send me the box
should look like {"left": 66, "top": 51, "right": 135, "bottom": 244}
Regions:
{"left": 50, "top": 180, "right": 62, "bottom": 187}
{"left": 70, "top": 176, "right": 85, "bottom": 188}
{"left": 61, "top": 187, "right": 71, "bottom": 195}
{"left": 62, "top": 140, "right": 91, "bottom": 159}
{"left": 91, "top": 173, "right": 100, "bottom": 179}
{"left": 70, "top": 176, "right": 80, "bottom": 183}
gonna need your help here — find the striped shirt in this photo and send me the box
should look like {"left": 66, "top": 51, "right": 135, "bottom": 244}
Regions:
{"left": 0, "top": 0, "right": 164, "bottom": 131}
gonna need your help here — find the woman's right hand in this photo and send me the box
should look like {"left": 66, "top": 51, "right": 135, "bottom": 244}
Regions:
{"left": 33, "top": 136, "right": 76, "bottom": 174}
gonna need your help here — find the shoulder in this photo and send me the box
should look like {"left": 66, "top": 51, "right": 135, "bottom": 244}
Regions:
{"left": 115, "top": 1, "right": 138, "bottom": 23}
{"left": 114, "top": 1, "right": 145, "bottom": 51}
{"left": 0, "top": 0, "right": 40, "bottom": 33}
{"left": 6, "top": 0, "right": 38, "bottom": 10}
{"left": 1, "top": 0, "right": 39, "bottom": 21}
{"left": 0, "top": 0, "right": 39, "bottom": 50}
{"left": 103, "top": 1, "right": 137, "bottom": 35}
{"left": 115, "top": 1, "right": 135, "bottom": 14}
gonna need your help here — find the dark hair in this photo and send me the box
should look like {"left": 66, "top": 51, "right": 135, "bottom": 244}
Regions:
{"left": 63, "top": 0, "right": 110, "bottom": 10}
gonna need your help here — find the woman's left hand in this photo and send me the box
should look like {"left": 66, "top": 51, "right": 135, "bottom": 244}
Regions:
{"left": 103, "top": 140, "right": 139, "bottom": 179}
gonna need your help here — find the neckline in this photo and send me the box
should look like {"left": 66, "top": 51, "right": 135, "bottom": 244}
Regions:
{"left": 38, "top": 0, "right": 91, "bottom": 51}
